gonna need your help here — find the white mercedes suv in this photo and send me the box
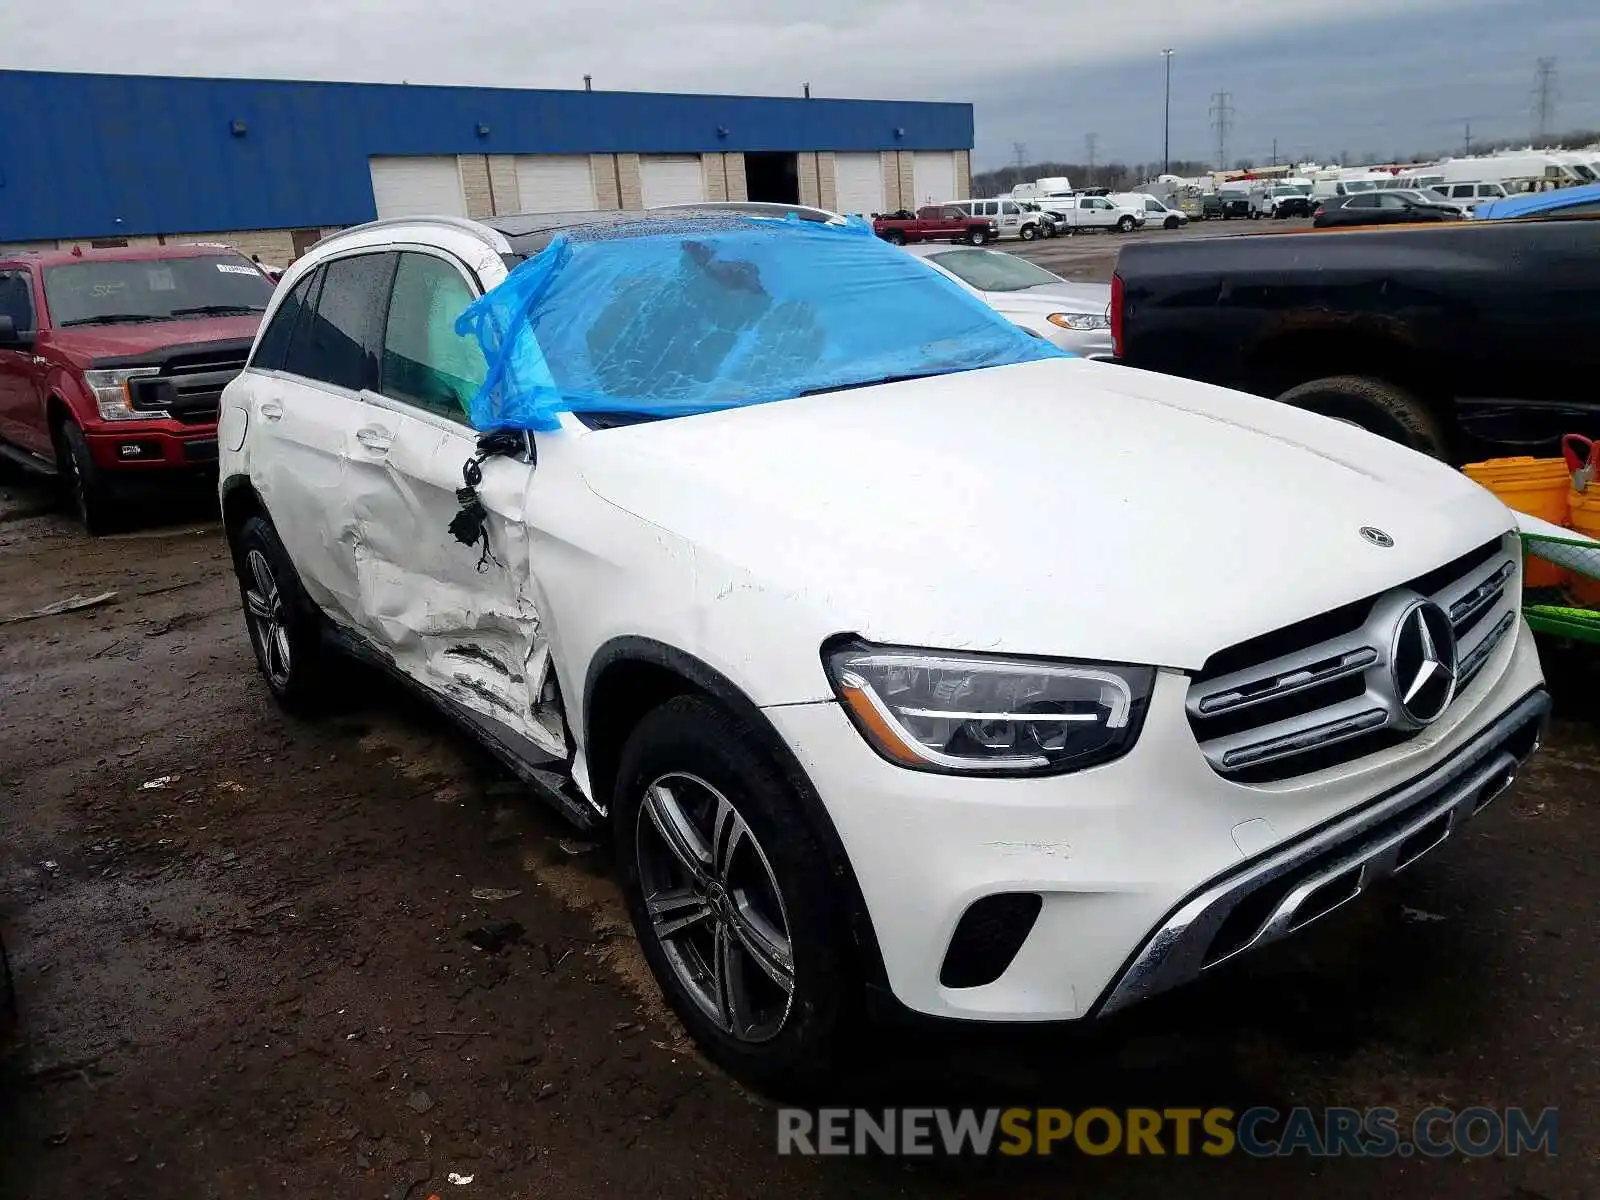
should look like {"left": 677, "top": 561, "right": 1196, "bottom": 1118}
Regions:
{"left": 218, "top": 209, "right": 1548, "bottom": 1090}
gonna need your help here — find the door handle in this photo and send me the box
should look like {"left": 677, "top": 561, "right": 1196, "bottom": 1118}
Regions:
{"left": 355, "top": 426, "right": 393, "bottom": 452}
{"left": 259, "top": 401, "right": 283, "bottom": 422}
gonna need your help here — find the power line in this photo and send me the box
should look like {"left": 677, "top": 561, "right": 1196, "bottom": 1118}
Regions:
{"left": 1533, "top": 58, "right": 1558, "bottom": 142}
{"left": 1209, "top": 92, "right": 1234, "bottom": 170}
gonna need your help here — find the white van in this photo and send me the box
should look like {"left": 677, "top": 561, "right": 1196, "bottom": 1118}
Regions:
{"left": 951, "top": 197, "right": 1051, "bottom": 240}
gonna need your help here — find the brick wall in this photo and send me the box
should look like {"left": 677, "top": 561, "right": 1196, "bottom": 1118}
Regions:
{"left": 723, "top": 152, "right": 748, "bottom": 201}
{"left": 797, "top": 152, "right": 821, "bottom": 207}
{"left": 458, "top": 155, "right": 494, "bottom": 219}
{"left": 591, "top": 155, "right": 621, "bottom": 210}
{"left": 486, "top": 155, "right": 520, "bottom": 215}
{"left": 616, "top": 153, "right": 644, "bottom": 210}
{"left": 702, "top": 153, "right": 729, "bottom": 202}
{"left": 817, "top": 152, "right": 838, "bottom": 212}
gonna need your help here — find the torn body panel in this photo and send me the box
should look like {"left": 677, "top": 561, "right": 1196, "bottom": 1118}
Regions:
{"left": 345, "top": 409, "right": 568, "bottom": 760}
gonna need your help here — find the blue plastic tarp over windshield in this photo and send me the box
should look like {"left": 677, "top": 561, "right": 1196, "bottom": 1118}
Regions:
{"left": 455, "top": 214, "right": 1066, "bottom": 432}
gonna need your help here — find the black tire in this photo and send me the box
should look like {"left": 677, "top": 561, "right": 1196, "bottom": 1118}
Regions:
{"left": 1117, "top": 215, "right": 1136, "bottom": 233}
{"left": 965, "top": 227, "right": 985, "bottom": 245}
{"left": 613, "top": 695, "right": 855, "bottom": 1095}
{"left": 1164, "top": 215, "right": 1180, "bottom": 230}
{"left": 230, "top": 514, "right": 336, "bottom": 714}
{"left": 887, "top": 230, "right": 906, "bottom": 246}
{"left": 1019, "top": 223, "right": 1036, "bottom": 241}
{"left": 1276, "top": 375, "right": 1450, "bottom": 460}
{"left": 54, "top": 420, "right": 118, "bottom": 535}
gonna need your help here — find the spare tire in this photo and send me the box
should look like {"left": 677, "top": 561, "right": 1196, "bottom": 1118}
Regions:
{"left": 1276, "top": 375, "right": 1450, "bottom": 460}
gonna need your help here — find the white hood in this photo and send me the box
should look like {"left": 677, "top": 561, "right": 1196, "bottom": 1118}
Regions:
{"left": 576, "top": 358, "right": 1513, "bottom": 669}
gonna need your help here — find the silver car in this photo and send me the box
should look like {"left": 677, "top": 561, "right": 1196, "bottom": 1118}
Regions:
{"left": 904, "top": 244, "right": 1113, "bottom": 357}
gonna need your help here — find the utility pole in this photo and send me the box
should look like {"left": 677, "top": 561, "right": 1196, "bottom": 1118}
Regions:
{"left": 1532, "top": 57, "right": 1557, "bottom": 142}
{"left": 1463, "top": 120, "right": 1473, "bottom": 156}
{"left": 1013, "top": 141, "right": 1027, "bottom": 173}
{"left": 1161, "top": 49, "right": 1174, "bottom": 177}
{"left": 1270, "top": 137, "right": 1278, "bottom": 167}
{"left": 1209, "top": 91, "right": 1234, "bottom": 171}
{"left": 1085, "top": 132, "right": 1098, "bottom": 184}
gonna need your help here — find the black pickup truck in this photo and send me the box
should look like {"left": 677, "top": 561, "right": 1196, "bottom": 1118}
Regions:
{"left": 1111, "top": 219, "right": 1600, "bottom": 462}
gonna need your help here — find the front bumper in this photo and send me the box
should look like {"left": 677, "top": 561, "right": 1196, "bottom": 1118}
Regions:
{"left": 86, "top": 425, "right": 219, "bottom": 472}
{"left": 763, "top": 618, "right": 1545, "bottom": 1021}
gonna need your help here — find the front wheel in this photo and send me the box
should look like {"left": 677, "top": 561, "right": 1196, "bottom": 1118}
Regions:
{"left": 231, "top": 514, "right": 338, "bottom": 713}
{"left": 1019, "top": 223, "right": 1036, "bottom": 241}
{"left": 1164, "top": 215, "right": 1180, "bottom": 230}
{"left": 54, "top": 419, "right": 118, "bottom": 535}
{"left": 966, "top": 227, "right": 986, "bottom": 246}
{"left": 614, "top": 696, "right": 855, "bottom": 1094}
{"left": 1117, "top": 215, "right": 1136, "bottom": 233}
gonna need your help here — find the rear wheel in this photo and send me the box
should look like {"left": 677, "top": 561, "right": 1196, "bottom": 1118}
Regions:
{"left": 231, "top": 514, "right": 337, "bottom": 713}
{"left": 54, "top": 420, "right": 117, "bottom": 535}
{"left": 614, "top": 696, "right": 855, "bottom": 1094}
{"left": 886, "top": 230, "right": 906, "bottom": 246}
{"left": 1276, "top": 375, "right": 1450, "bottom": 460}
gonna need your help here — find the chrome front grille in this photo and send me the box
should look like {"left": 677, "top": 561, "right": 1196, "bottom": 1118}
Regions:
{"left": 1188, "top": 535, "right": 1520, "bottom": 783}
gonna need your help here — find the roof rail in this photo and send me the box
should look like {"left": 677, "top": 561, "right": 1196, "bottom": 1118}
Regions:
{"left": 317, "top": 213, "right": 513, "bottom": 255}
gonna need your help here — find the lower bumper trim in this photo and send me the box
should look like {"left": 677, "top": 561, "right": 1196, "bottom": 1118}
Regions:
{"left": 1094, "top": 689, "right": 1550, "bottom": 1016}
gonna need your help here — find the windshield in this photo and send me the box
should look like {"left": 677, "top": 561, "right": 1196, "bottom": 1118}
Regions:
{"left": 1343, "top": 180, "right": 1378, "bottom": 193}
{"left": 456, "top": 217, "right": 1062, "bottom": 432}
{"left": 1573, "top": 164, "right": 1597, "bottom": 181}
{"left": 1274, "top": 184, "right": 1311, "bottom": 196}
{"left": 44, "top": 255, "right": 272, "bottom": 326}
{"left": 926, "top": 248, "right": 1062, "bottom": 292}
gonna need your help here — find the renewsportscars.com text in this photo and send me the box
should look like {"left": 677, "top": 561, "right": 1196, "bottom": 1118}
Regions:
{"left": 777, "top": 1106, "right": 1558, "bottom": 1158}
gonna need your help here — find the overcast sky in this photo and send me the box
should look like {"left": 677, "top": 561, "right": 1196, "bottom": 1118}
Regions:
{"left": 3, "top": 0, "right": 1595, "bottom": 169}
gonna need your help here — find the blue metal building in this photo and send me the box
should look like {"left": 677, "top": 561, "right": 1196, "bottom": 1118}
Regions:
{"left": 0, "top": 70, "right": 974, "bottom": 250}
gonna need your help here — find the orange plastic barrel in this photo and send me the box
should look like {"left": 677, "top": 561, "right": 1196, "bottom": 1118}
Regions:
{"left": 1568, "top": 487, "right": 1600, "bottom": 604}
{"left": 1461, "top": 457, "right": 1571, "bottom": 588}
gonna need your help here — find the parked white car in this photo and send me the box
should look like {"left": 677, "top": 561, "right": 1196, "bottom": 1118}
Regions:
{"left": 903, "top": 244, "right": 1110, "bottom": 356}
{"left": 1040, "top": 194, "right": 1145, "bottom": 233}
{"left": 1107, "top": 193, "right": 1188, "bottom": 230}
{"left": 218, "top": 209, "right": 1549, "bottom": 1091}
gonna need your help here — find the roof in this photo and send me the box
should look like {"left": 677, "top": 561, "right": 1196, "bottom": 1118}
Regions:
{"left": 1474, "top": 182, "right": 1600, "bottom": 220}
{"left": 483, "top": 208, "right": 823, "bottom": 255}
{"left": 0, "top": 243, "right": 251, "bottom": 268}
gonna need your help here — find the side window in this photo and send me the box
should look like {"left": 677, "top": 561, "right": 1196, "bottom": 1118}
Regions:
{"left": 250, "top": 272, "right": 316, "bottom": 371}
{"left": 1478, "top": 184, "right": 1499, "bottom": 198}
{"left": 1000, "top": 201, "right": 1020, "bottom": 215}
{"left": 1146, "top": 199, "right": 1163, "bottom": 213}
{"left": 381, "top": 252, "right": 487, "bottom": 423}
{"left": 0, "top": 270, "right": 35, "bottom": 331}
{"left": 286, "top": 252, "right": 394, "bottom": 391}
{"left": 1378, "top": 193, "right": 1410, "bottom": 210}
{"left": 1347, "top": 194, "right": 1379, "bottom": 208}
{"left": 941, "top": 206, "right": 963, "bottom": 220}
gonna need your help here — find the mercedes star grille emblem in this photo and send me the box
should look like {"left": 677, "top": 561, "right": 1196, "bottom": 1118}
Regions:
{"left": 1360, "top": 526, "right": 1395, "bottom": 548}
{"left": 1390, "top": 600, "right": 1458, "bottom": 725}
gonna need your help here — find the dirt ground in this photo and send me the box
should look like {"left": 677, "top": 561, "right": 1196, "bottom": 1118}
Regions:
{"left": 1, "top": 446, "right": 1597, "bottom": 1199}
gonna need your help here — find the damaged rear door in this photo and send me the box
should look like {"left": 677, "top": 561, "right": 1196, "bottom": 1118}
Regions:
{"left": 354, "top": 248, "right": 568, "bottom": 759}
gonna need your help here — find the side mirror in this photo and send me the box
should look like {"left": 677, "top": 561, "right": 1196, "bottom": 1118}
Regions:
{"left": 0, "top": 315, "right": 37, "bottom": 350}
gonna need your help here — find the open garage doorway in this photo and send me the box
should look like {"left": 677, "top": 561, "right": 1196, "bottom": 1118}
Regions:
{"left": 744, "top": 152, "right": 800, "bottom": 204}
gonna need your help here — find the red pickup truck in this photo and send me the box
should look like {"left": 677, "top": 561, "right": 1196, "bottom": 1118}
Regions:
{"left": 0, "top": 245, "right": 273, "bottom": 532}
{"left": 873, "top": 205, "right": 997, "bottom": 246}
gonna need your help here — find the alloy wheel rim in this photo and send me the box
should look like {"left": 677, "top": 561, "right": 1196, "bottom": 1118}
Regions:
{"left": 243, "top": 549, "right": 292, "bottom": 689}
{"left": 635, "top": 772, "right": 794, "bottom": 1043}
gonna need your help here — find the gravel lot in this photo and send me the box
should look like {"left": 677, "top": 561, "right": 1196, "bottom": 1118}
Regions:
{"left": 1, "top": 233, "right": 1595, "bottom": 1197}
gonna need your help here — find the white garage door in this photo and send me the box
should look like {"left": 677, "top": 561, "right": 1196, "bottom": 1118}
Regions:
{"left": 639, "top": 156, "right": 706, "bottom": 208}
{"left": 834, "top": 153, "right": 885, "bottom": 216}
{"left": 513, "top": 155, "right": 596, "bottom": 214}
{"left": 912, "top": 151, "right": 958, "bottom": 207}
{"left": 368, "top": 157, "right": 467, "bottom": 219}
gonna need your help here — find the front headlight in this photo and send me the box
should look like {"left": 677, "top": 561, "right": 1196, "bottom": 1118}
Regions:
{"left": 824, "top": 641, "right": 1153, "bottom": 776}
{"left": 1047, "top": 312, "right": 1111, "bottom": 331}
{"left": 84, "top": 368, "right": 163, "bottom": 421}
